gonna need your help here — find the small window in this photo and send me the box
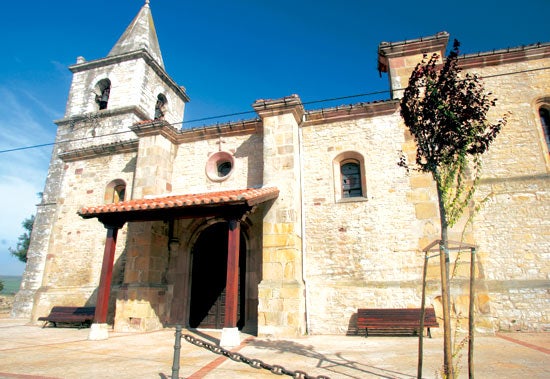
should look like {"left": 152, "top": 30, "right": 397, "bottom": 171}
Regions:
{"left": 94, "top": 79, "right": 111, "bottom": 110}
{"left": 206, "top": 151, "right": 235, "bottom": 182}
{"left": 333, "top": 152, "right": 366, "bottom": 202}
{"left": 540, "top": 107, "right": 550, "bottom": 154}
{"left": 155, "top": 94, "right": 167, "bottom": 120}
{"left": 105, "top": 179, "right": 126, "bottom": 204}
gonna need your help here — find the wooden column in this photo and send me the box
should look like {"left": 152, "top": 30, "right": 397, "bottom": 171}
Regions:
{"left": 224, "top": 218, "right": 240, "bottom": 328}
{"left": 94, "top": 224, "right": 121, "bottom": 323}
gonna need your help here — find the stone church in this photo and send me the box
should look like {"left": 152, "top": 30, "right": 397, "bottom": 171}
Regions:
{"left": 12, "top": 1, "right": 549, "bottom": 342}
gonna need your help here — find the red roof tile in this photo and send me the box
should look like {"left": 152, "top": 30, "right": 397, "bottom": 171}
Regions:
{"left": 78, "top": 187, "right": 279, "bottom": 217}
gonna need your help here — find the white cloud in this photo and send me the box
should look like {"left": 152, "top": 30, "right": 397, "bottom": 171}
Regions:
{"left": 0, "top": 86, "right": 56, "bottom": 149}
{"left": 0, "top": 84, "right": 56, "bottom": 275}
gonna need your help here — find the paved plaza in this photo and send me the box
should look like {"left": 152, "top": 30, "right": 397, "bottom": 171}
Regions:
{"left": 0, "top": 317, "right": 548, "bottom": 378}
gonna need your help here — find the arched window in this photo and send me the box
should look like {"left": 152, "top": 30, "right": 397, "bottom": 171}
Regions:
{"left": 155, "top": 94, "right": 167, "bottom": 120}
{"left": 94, "top": 79, "right": 111, "bottom": 110}
{"left": 333, "top": 152, "right": 367, "bottom": 202}
{"left": 105, "top": 179, "right": 126, "bottom": 204}
{"left": 539, "top": 106, "right": 550, "bottom": 154}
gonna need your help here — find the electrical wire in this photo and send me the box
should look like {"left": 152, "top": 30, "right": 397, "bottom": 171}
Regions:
{"left": 0, "top": 66, "right": 548, "bottom": 155}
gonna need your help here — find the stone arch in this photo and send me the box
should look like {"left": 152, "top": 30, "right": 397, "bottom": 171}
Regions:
{"left": 94, "top": 78, "right": 111, "bottom": 110}
{"left": 104, "top": 179, "right": 126, "bottom": 204}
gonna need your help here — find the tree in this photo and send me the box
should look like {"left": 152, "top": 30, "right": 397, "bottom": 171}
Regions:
{"left": 400, "top": 40, "right": 507, "bottom": 378}
{"left": 9, "top": 215, "right": 35, "bottom": 263}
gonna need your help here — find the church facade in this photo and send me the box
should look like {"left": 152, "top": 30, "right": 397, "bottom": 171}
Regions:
{"left": 13, "top": 2, "right": 550, "bottom": 339}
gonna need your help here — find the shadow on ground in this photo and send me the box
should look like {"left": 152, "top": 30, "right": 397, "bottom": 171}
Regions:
{"left": 248, "top": 338, "right": 417, "bottom": 379}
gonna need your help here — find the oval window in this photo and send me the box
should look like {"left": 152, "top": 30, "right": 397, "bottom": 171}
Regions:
{"left": 206, "top": 151, "right": 235, "bottom": 182}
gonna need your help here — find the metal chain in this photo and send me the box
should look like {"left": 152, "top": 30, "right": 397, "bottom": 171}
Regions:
{"left": 183, "top": 334, "right": 330, "bottom": 379}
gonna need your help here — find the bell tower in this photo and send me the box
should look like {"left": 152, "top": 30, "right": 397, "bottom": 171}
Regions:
{"left": 62, "top": 0, "right": 189, "bottom": 145}
{"left": 12, "top": 1, "right": 189, "bottom": 319}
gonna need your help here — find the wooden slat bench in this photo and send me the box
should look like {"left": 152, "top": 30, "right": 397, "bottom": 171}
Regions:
{"left": 357, "top": 308, "right": 439, "bottom": 337}
{"left": 38, "top": 306, "right": 95, "bottom": 329}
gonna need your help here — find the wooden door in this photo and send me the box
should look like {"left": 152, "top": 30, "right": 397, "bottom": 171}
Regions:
{"left": 188, "top": 222, "right": 246, "bottom": 329}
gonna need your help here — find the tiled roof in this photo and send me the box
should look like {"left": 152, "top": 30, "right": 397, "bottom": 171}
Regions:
{"left": 78, "top": 187, "right": 279, "bottom": 218}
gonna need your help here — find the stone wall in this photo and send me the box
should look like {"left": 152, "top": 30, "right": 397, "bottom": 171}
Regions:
{"left": 30, "top": 151, "right": 136, "bottom": 321}
{"left": 171, "top": 131, "right": 264, "bottom": 194}
{"left": 66, "top": 57, "right": 185, "bottom": 125}
{"left": 301, "top": 109, "right": 431, "bottom": 334}
{"left": 463, "top": 53, "right": 550, "bottom": 332}
{"left": 298, "top": 38, "right": 550, "bottom": 335}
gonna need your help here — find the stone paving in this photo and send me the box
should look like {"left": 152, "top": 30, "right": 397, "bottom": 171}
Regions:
{"left": 0, "top": 317, "right": 548, "bottom": 378}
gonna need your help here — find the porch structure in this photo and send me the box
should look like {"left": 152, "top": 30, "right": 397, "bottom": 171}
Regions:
{"left": 78, "top": 187, "right": 279, "bottom": 346}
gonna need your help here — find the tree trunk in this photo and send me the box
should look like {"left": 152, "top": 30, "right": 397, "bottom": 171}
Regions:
{"left": 437, "top": 182, "right": 454, "bottom": 379}
{"left": 417, "top": 251, "right": 429, "bottom": 379}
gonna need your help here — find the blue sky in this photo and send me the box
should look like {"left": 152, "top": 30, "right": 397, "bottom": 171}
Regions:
{"left": 0, "top": 0, "right": 548, "bottom": 276}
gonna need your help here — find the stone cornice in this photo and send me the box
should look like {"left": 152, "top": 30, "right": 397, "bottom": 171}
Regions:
{"left": 457, "top": 42, "right": 550, "bottom": 69}
{"left": 130, "top": 119, "right": 180, "bottom": 144}
{"left": 131, "top": 118, "right": 262, "bottom": 144}
{"left": 59, "top": 140, "right": 139, "bottom": 162}
{"left": 303, "top": 100, "right": 399, "bottom": 126}
{"left": 177, "top": 119, "right": 262, "bottom": 143}
{"left": 54, "top": 105, "right": 149, "bottom": 126}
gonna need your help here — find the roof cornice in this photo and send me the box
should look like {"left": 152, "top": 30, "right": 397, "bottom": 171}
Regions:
{"left": 303, "top": 100, "right": 399, "bottom": 126}
{"left": 457, "top": 42, "right": 550, "bottom": 69}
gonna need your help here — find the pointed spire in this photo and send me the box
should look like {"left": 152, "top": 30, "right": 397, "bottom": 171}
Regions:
{"left": 108, "top": 0, "right": 164, "bottom": 68}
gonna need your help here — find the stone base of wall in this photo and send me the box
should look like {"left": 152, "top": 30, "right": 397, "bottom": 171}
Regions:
{"left": 114, "top": 285, "right": 167, "bottom": 332}
{"left": 257, "top": 280, "right": 306, "bottom": 338}
{"left": 29, "top": 286, "right": 98, "bottom": 323}
{"left": 305, "top": 279, "right": 504, "bottom": 335}
{"left": 487, "top": 280, "right": 550, "bottom": 332}
{"left": 11, "top": 289, "right": 35, "bottom": 319}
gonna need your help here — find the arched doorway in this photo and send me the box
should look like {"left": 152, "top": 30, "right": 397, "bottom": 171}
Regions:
{"left": 188, "top": 221, "right": 246, "bottom": 329}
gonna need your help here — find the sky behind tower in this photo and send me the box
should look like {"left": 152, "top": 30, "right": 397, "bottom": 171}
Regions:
{"left": 0, "top": 0, "right": 548, "bottom": 275}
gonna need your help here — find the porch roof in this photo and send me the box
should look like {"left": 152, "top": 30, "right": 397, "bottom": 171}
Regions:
{"left": 78, "top": 187, "right": 279, "bottom": 225}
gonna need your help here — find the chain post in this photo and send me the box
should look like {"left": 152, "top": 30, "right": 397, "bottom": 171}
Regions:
{"left": 171, "top": 325, "right": 182, "bottom": 379}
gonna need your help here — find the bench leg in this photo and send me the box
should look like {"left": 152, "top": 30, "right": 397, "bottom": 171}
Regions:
{"left": 365, "top": 328, "right": 369, "bottom": 338}
{"left": 427, "top": 328, "right": 432, "bottom": 338}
